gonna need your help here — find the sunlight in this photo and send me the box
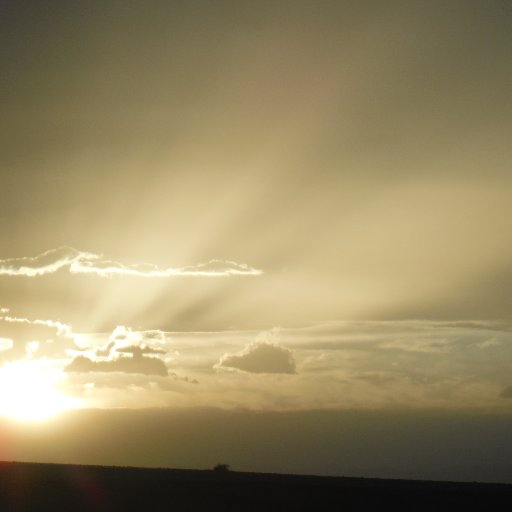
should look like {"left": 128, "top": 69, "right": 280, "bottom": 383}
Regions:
{"left": 0, "top": 360, "right": 81, "bottom": 421}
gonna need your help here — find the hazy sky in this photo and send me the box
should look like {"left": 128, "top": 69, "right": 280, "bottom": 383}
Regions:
{"left": 1, "top": 1, "right": 512, "bottom": 481}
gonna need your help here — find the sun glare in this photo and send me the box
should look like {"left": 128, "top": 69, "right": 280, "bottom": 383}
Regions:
{"left": 0, "top": 361, "right": 80, "bottom": 421}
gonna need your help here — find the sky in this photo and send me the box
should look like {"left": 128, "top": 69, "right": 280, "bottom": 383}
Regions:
{"left": 1, "top": 0, "right": 512, "bottom": 482}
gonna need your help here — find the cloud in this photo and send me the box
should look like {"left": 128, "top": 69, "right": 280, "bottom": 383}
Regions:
{"left": 0, "top": 313, "right": 72, "bottom": 337}
{"left": 0, "top": 310, "right": 77, "bottom": 360}
{"left": 65, "top": 354, "right": 168, "bottom": 376}
{"left": 217, "top": 342, "right": 296, "bottom": 374}
{"left": 96, "top": 341, "right": 116, "bottom": 357}
{"left": 0, "top": 247, "right": 263, "bottom": 278}
{"left": 116, "top": 345, "right": 166, "bottom": 356}
{"left": 104, "top": 326, "right": 170, "bottom": 355}
{"left": 378, "top": 338, "right": 451, "bottom": 354}
{"left": 66, "top": 325, "right": 170, "bottom": 376}
{"left": 443, "top": 322, "right": 512, "bottom": 333}
{"left": 0, "top": 246, "right": 98, "bottom": 277}
{"left": 500, "top": 386, "right": 512, "bottom": 399}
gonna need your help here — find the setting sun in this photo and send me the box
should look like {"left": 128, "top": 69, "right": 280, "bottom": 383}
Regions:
{"left": 0, "top": 361, "right": 80, "bottom": 421}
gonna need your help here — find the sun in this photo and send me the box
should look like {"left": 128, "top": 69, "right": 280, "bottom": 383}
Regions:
{"left": 0, "top": 360, "right": 80, "bottom": 421}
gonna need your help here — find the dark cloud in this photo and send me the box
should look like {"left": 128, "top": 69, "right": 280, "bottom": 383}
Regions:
{"left": 500, "top": 386, "right": 512, "bottom": 399}
{"left": 66, "top": 327, "right": 171, "bottom": 379}
{"left": 65, "top": 354, "right": 168, "bottom": 376}
{"left": 67, "top": 370, "right": 198, "bottom": 392}
{"left": 143, "top": 330, "right": 168, "bottom": 340}
{"left": 95, "top": 340, "right": 165, "bottom": 359}
{"left": 116, "top": 345, "right": 166, "bottom": 356}
{"left": 218, "top": 342, "right": 296, "bottom": 374}
{"left": 166, "top": 373, "right": 199, "bottom": 386}
{"left": 96, "top": 341, "right": 115, "bottom": 357}
{"left": 108, "top": 327, "right": 168, "bottom": 346}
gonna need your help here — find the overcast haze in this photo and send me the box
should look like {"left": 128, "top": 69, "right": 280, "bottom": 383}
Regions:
{"left": 1, "top": 0, "right": 512, "bottom": 482}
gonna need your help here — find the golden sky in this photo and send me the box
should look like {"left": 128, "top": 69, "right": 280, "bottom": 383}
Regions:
{"left": 0, "top": 0, "right": 511, "bottom": 480}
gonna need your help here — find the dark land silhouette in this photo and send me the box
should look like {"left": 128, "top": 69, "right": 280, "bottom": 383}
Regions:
{"left": 0, "top": 461, "right": 512, "bottom": 511}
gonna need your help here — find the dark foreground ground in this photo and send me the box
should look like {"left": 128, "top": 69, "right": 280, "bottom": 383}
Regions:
{"left": 1, "top": 461, "right": 512, "bottom": 511}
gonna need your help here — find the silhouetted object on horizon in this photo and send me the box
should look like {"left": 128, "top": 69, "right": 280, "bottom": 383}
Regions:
{"left": 213, "top": 463, "right": 230, "bottom": 473}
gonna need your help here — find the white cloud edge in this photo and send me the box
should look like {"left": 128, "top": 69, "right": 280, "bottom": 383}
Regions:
{"left": 0, "top": 313, "right": 72, "bottom": 336}
{"left": 0, "top": 247, "right": 263, "bottom": 278}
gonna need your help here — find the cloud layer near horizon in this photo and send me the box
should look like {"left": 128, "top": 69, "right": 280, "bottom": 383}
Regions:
{"left": 0, "top": 247, "right": 263, "bottom": 278}
{"left": 3, "top": 304, "right": 512, "bottom": 412}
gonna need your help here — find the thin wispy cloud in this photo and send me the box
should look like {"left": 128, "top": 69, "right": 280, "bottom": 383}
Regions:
{"left": 0, "top": 310, "right": 77, "bottom": 361}
{"left": 0, "top": 312, "right": 72, "bottom": 337}
{"left": 0, "top": 247, "right": 263, "bottom": 278}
